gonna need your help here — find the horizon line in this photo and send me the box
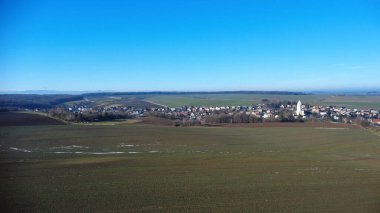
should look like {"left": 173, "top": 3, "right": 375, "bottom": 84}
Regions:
{"left": 1, "top": 89, "right": 380, "bottom": 95}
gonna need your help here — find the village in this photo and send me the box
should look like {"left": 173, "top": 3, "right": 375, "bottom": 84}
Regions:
{"left": 51, "top": 100, "right": 380, "bottom": 126}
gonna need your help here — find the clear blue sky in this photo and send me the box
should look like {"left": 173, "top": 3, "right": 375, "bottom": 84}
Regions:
{"left": 1, "top": 0, "right": 379, "bottom": 91}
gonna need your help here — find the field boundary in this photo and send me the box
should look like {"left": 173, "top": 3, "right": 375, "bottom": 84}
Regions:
{"left": 143, "top": 99, "right": 168, "bottom": 108}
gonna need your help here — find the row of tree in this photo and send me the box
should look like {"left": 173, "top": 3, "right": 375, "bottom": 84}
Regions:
{"left": 49, "top": 108, "right": 132, "bottom": 122}
{"left": 147, "top": 110, "right": 304, "bottom": 125}
{"left": 205, "top": 112, "right": 304, "bottom": 123}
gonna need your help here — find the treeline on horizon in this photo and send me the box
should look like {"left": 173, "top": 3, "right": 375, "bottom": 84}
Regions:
{"left": 0, "top": 94, "right": 83, "bottom": 109}
{"left": 0, "top": 91, "right": 307, "bottom": 109}
{"left": 83, "top": 91, "right": 310, "bottom": 97}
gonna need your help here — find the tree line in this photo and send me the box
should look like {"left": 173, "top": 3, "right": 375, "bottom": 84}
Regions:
{"left": 48, "top": 108, "right": 132, "bottom": 122}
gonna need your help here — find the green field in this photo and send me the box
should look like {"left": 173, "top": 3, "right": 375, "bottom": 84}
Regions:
{"left": 1, "top": 124, "right": 380, "bottom": 212}
{"left": 144, "top": 94, "right": 380, "bottom": 109}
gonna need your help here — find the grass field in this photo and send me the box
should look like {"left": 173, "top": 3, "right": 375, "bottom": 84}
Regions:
{"left": 1, "top": 124, "right": 380, "bottom": 212}
{"left": 144, "top": 94, "right": 380, "bottom": 109}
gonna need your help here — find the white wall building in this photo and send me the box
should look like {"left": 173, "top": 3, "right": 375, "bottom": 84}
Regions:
{"left": 295, "top": 100, "right": 304, "bottom": 116}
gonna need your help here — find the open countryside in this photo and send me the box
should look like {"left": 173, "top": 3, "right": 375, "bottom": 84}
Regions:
{"left": 145, "top": 94, "right": 380, "bottom": 109}
{"left": 1, "top": 91, "right": 380, "bottom": 212}
{"left": 1, "top": 122, "right": 380, "bottom": 212}
{"left": 2, "top": 0, "right": 380, "bottom": 212}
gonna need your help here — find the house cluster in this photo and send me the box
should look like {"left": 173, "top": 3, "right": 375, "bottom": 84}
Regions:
{"left": 151, "top": 101, "right": 379, "bottom": 123}
{"left": 308, "top": 105, "right": 380, "bottom": 123}
{"left": 155, "top": 105, "right": 280, "bottom": 120}
{"left": 63, "top": 100, "right": 380, "bottom": 125}
{"left": 67, "top": 104, "right": 146, "bottom": 117}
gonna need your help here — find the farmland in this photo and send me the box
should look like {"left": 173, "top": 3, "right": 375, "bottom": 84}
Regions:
{"left": 145, "top": 94, "right": 380, "bottom": 109}
{"left": 1, "top": 123, "right": 380, "bottom": 212}
{"left": 31, "top": 92, "right": 379, "bottom": 110}
{"left": 0, "top": 112, "right": 65, "bottom": 126}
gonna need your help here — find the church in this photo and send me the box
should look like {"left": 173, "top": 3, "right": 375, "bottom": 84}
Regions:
{"left": 295, "top": 100, "right": 304, "bottom": 116}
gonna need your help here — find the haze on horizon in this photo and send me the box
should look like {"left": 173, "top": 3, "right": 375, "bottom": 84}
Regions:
{"left": 1, "top": 0, "right": 379, "bottom": 92}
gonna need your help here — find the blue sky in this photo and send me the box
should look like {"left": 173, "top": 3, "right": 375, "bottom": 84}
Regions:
{"left": 1, "top": 0, "right": 379, "bottom": 91}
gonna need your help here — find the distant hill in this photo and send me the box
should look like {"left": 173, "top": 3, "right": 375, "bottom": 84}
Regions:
{"left": 311, "top": 90, "right": 380, "bottom": 96}
{"left": 0, "top": 94, "right": 83, "bottom": 109}
{"left": 366, "top": 91, "right": 380, "bottom": 96}
{"left": 83, "top": 91, "right": 310, "bottom": 97}
{"left": 0, "top": 90, "right": 111, "bottom": 95}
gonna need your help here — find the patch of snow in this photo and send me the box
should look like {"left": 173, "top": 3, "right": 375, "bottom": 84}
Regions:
{"left": 128, "top": 152, "right": 141, "bottom": 154}
{"left": 88, "top": 152, "right": 125, "bottom": 155}
{"left": 355, "top": 168, "right": 370, "bottom": 171}
{"left": 49, "top": 151, "right": 125, "bottom": 155}
{"left": 297, "top": 167, "right": 319, "bottom": 171}
{"left": 50, "top": 151, "right": 72, "bottom": 154}
{"left": 50, "top": 145, "right": 89, "bottom": 150}
{"left": 10, "top": 147, "right": 32, "bottom": 153}
{"left": 118, "top": 143, "right": 135, "bottom": 147}
{"left": 315, "top": 128, "right": 348, "bottom": 130}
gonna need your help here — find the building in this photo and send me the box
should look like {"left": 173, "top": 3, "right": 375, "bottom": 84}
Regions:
{"left": 371, "top": 118, "right": 380, "bottom": 126}
{"left": 295, "top": 100, "right": 304, "bottom": 116}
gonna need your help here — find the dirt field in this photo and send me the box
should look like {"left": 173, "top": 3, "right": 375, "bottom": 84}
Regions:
{"left": 1, "top": 125, "right": 379, "bottom": 212}
{"left": 140, "top": 116, "right": 360, "bottom": 129}
{"left": 139, "top": 116, "right": 175, "bottom": 126}
{"left": 0, "top": 112, "right": 65, "bottom": 126}
{"left": 213, "top": 122, "right": 361, "bottom": 129}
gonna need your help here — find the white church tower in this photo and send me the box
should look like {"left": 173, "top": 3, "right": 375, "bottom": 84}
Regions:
{"left": 295, "top": 100, "right": 304, "bottom": 116}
